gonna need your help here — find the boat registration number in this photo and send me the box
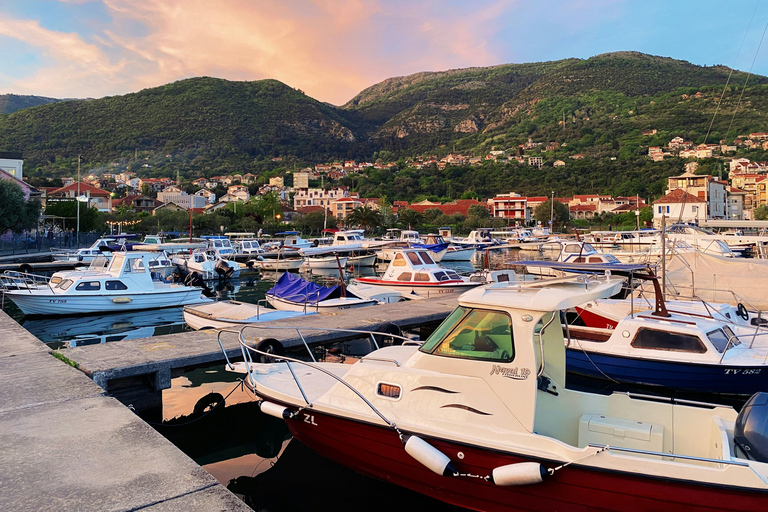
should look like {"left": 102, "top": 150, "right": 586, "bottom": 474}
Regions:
{"left": 724, "top": 368, "right": 761, "bottom": 375}
{"left": 48, "top": 299, "right": 67, "bottom": 304}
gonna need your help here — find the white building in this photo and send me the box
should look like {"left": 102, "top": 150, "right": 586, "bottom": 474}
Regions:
{"left": 653, "top": 189, "right": 707, "bottom": 228}
{"left": 157, "top": 186, "right": 207, "bottom": 210}
{"left": 293, "top": 187, "right": 347, "bottom": 210}
{"left": 0, "top": 151, "right": 23, "bottom": 181}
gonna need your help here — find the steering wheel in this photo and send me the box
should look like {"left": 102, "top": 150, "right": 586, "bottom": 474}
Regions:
{"left": 737, "top": 303, "right": 750, "bottom": 321}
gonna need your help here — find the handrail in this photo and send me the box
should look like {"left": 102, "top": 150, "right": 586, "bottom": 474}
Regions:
{"left": 587, "top": 444, "right": 749, "bottom": 467}
{"left": 359, "top": 357, "right": 400, "bottom": 366}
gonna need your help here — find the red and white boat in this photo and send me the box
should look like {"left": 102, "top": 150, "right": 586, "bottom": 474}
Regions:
{"left": 226, "top": 274, "right": 768, "bottom": 511}
{"left": 352, "top": 248, "right": 481, "bottom": 297}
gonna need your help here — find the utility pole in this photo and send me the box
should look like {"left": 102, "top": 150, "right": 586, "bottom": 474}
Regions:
{"left": 550, "top": 190, "right": 555, "bottom": 233}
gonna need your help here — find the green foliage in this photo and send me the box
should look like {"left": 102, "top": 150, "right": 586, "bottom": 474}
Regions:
{"left": 0, "top": 180, "right": 41, "bottom": 233}
{"left": 755, "top": 205, "right": 768, "bottom": 221}
{"left": 44, "top": 199, "right": 98, "bottom": 231}
{"left": 467, "top": 204, "right": 490, "bottom": 219}
{"left": 534, "top": 199, "right": 570, "bottom": 225}
{"left": 397, "top": 208, "right": 423, "bottom": 230}
{"left": 346, "top": 205, "right": 382, "bottom": 232}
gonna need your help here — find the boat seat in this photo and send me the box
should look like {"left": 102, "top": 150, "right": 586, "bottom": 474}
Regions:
{"left": 578, "top": 414, "right": 664, "bottom": 452}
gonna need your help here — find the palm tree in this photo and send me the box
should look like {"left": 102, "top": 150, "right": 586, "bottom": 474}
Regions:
{"left": 346, "top": 205, "right": 382, "bottom": 233}
{"left": 396, "top": 208, "right": 423, "bottom": 230}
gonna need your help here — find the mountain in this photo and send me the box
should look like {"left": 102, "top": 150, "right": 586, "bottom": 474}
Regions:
{"left": 2, "top": 52, "right": 768, "bottom": 188}
{"left": 0, "top": 94, "right": 63, "bottom": 114}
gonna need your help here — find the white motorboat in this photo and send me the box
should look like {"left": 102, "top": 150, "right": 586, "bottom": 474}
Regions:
{"left": 173, "top": 248, "right": 241, "bottom": 279}
{"left": 421, "top": 234, "right": 476, "bottom": 261}
{"left": 301, "top": 254, "right": 349, "bottom": 270}
{"left": 353, "top": 248, "right": 483, "bottom": 298}
{"left": 524, "top": 240, "right": 620, "bottom": 276}
{"left": 1, "top": 251, "right": 212, "bottom": 316}
{"left": 183, "top": 300, "right": 312, "bottom": 330}
{"left": 265, "top": 272, "right": 377, "bottom": 312}
{"left": 51, "top": 234, "right": 139, "bottom": 263}
{"left": 248, "top": 254, "right": 304, "bottom": 271}
{"left": 224, "top": 273, "right": 768, "bottom": 510}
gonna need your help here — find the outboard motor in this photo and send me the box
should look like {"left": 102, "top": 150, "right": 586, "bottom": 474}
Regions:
{"left": 734, "top": 392, "right": 768, "bottom": 462}
{"left": 215, "top": 259, "right": 229, "bottom": 278}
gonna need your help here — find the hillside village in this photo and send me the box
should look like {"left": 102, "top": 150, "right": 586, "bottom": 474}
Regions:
{"left": 3, "top": 126, "right": 768, "bottom": 231}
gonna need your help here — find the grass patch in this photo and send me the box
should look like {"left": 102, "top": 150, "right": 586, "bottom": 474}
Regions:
{"left": 52, "top": 351, "right": 78, "bottom": 369}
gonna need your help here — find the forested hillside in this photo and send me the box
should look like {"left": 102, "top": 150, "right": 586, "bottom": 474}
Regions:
{"left": 3, "top": 52, "right": 768, "bottom": 200}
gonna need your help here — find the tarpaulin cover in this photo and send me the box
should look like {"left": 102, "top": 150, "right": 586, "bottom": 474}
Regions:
{"left": 662, "top": 252, "right": 768, "bottom": 310}
{"left": 410, "top": 242, "right": 450, "bottom": 253}
{"left": 266, "top": 272, "right": 342, "bottom": 303}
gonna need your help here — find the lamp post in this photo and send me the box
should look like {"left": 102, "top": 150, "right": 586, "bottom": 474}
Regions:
{"left": 76, "top": 155, "right": 80, "bottom": 247}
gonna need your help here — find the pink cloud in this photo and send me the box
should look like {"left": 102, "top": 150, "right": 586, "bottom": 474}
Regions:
{"left": 2, "top": 0, "right": 518, "bottom": 104}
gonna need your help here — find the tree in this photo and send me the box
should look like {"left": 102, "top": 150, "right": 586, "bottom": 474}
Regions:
{"left": 397, "top": 208, "right": 422, "bottom": 230}
{"left": 755, "top": 205, "right": 768, "bottom": 221}
{"left": 295, "top": 210, "right": 336, "bottom": 235}
{"left": 467, "top": 204, "right": 490, "bottom": 219}
{"left": 346, "top": 205, "right": 382, "bottom": 232}
{"left": 534, "top": 199, "right": 570, "bottom": 226}
{"left": 0, "top": 180, "right": 41, "bottom": 234}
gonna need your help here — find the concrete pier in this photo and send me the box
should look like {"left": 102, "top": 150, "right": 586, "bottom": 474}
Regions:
{"left": 0, "top": 310, "right": 251, "bottom": 511}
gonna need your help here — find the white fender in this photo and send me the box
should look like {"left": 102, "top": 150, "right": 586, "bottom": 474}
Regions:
{"left": 402, "top": 435, "right": 457, "bottom": 476}
{"left": 491, "top": 462, "right": 549, "bottom": 486}
{"left": 259, "top": 401, "right": 293, "bottom": 420}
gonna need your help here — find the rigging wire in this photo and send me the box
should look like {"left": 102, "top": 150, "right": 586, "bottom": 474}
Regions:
{"left": 725, "top": 1, "right": 768, "bottom": 143}
{"left": 704, "top": 0, "right": 760, "bottom": 144}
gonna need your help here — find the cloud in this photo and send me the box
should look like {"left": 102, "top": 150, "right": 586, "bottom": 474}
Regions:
{"left": 1, "top": 0, "right": 518, "bottom": 104}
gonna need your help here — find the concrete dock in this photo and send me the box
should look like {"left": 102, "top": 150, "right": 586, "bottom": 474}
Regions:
{"left": 0, "top": 310, "right": 251, "bottom": 511}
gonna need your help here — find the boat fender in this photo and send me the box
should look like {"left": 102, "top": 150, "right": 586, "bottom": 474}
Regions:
{"left": 490, "top": 462, "right": 550, "bottom": 486}
{"left": 259, "top": 401, "right": 295, "bottom": 420}
{"left": 402, "top": 435, "right": 457, "bottom": 477}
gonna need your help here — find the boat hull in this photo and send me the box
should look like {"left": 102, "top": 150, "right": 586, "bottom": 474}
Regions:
{"left": 275, "top": 406, "right": 768, "bottom": 512}
{"left": 566, "top": 348, "right": 768, "bottom": 395}
{"left": 251, "top": 259, "right": 303, "bottom": 271}
{"left": 440, "top": 247, "right": 477, "bottom": 261}
{"left": 265, "top": 294, "right": 377, "bottom": 312}
{"left": 303, "top": 256, "right": 348, "bottom": 269}
{"left": 353, "top": 278, "right": 480, "bottom": 298}
{"left": 5, "top": 289, "right": 211, "bottom": 316}
{"left": 183, "top": 303, "right": 310, "bottom": 330}
{"left": 345, "top": 253, "right": 377, "bottom": 267}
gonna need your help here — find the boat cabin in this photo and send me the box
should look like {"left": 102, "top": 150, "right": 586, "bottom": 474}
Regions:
{"left": 381, "top": 249, "right": 462, "bottom": 283}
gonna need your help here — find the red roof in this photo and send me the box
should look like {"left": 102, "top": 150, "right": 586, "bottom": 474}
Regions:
{"left": 49, "top": 182, "right": 111, "bottom": 197}
{"left": 653, "top": 189, "right": 704, "bottom": 204}
{"left": 570, "top": 204, "right": 597, "bottom": 212}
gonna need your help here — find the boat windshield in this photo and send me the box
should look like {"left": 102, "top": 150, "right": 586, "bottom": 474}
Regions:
{"left": 420, "top": 307, "right": 514, "bottom": 362}
{"left": 707, "top": 327, "right": 741, "bottom": 353}
{"left": 420, "top": 307, "right": 467, "bottom": 352}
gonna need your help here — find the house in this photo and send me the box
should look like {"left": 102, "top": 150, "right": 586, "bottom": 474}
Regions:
{"left": 0, "top": 168, "right": 38, "bottom": 201}
{"left": 46, "top": 182, "right": 112, "bottom": 212}
{"left": 553, "top": 160, "right": 566, "bottom": 167}
{"left": 194, "top": 189, "right": 216, "bottom": 204}
{"left": 157, "top": 187, "right": 208, "bottom": 210}
{"left": 653, "top": 189, "right": 707, "bottom": 227}
{"left": 111, "top": 195, "right": 161, "bottom": 214}
{"left": 153, "top": 202, "right": 188, "bottom": 215}
{"left": 569, "top": 204, "right": 597, "bottom": 220}
{"left": 728, "top": 187, "right": 747, "bottom": 220}
{"left": 528, "top": 156, "right": 543, "bottom": 169}
{"left": 330, "top": 197, "right": 362, "bottom": 222}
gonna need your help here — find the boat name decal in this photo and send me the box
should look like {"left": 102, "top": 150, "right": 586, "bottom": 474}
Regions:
{"left": 725, "top": 368, "right": 761, "bottom": 375}
{"left": 303, "top": 413, "right": 318, "bottom": 425}
{"left": 489, "top": 365, "right": 530, "bottom": 380}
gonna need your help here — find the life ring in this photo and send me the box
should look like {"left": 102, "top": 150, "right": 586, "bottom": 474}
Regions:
{"left": 193, "top": 392, "right": 224, "bottom": 415}
{"left": 737, "top": 303, "right": 750, "bottom": 321}
{"left": 255, "top": 338, "right": 285, "bottom": 363}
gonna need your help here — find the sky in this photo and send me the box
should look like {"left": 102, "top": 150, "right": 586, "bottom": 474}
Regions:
{"left": 2, "top": 0, "right": 768, "bottom": 106}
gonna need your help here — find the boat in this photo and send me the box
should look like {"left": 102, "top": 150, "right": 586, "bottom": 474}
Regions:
{"left": 183, "top": 300, "right": 313, "bottom": 330}
{"left": 421, "top": 234, "right": 476, "bottom": 261}
{"left": 376, "top": 230, "right": 449, "bottom": 262}
{"left": 201, "top": 235, "right": 237, "bottom": 259}
{"left": 449, "top": 228, "right": 500, "bottom": 248}
{"left": 222, "top": 272, "right": 768, "bottom": 510}
{"left": 353, "top": 248, "right": 484, "bottom": 298}
{"left": 301, "top": 254, "right": 349, "bottom": 270}
{"left": 523, "top": 240, "right": 621, "bottom": 276}
{"left": 565, "top": 278, "right": 768, "bottom": 395}
{"left": 0, "top": 251, "right": 213, "bottom": 316}
{"left": 50, "top": 234, "right": 140, "bottom": 262}
{"left": 265, "top": 272, "right": 377, "bottom": 312}
{"left": 173, "top": 248, "right": 241, "bottom": 279}
{"left": 248, "top": 252, "right": 304, "bottom": 271}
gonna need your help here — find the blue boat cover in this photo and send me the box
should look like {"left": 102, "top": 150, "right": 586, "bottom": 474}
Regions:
{"left": 267, "top": 272, "right": 345, "bottom": 303}
{"left": 515, "top": 260, "right": 650, "bottom": 272}
{"left": 410, "top": 242, "right": 450, "bottom": 253}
